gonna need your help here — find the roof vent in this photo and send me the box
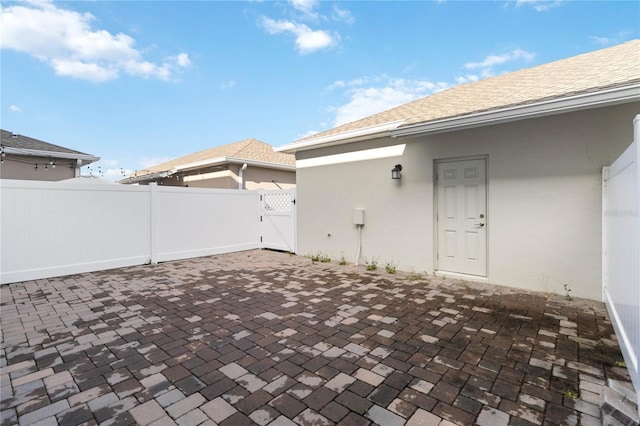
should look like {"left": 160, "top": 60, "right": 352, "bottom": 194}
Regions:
{"left": 11, "top": 133, "right": 18, "bottom": 139}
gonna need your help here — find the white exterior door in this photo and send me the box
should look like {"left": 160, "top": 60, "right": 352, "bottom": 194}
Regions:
{"left": 436, "top": 158, "right": 487, "bottom": 276}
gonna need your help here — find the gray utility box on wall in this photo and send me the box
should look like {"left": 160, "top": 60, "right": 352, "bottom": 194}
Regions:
{"left": 353, "top": 209, "right": 365, "bottom": 226}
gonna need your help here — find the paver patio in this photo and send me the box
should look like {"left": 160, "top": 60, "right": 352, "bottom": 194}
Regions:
{"left": 0, "top": 250, "right": 631, "bottom": 425}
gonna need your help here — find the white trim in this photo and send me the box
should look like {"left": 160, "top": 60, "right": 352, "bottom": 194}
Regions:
{"left": 434, "top": 271, "right": 489, "bottom": 283}
{"left": 175, "top": 156, "right": 294, "bottom": 172}
{"left": 3, "top": 146, "right": 100, "bottom": 164}
{"left": 296, "top": 144, "right": 406, "bottom": 169}
{"left": 225, "top": 157, "right": 295, "bottom": 171}
{"left": 393, "top": 85, "right": 640, "bottom": 138}
{"left": 276, "top": 120, "right": 406, "bottom": 153}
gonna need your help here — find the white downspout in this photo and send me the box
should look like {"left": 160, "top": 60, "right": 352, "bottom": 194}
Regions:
{"left": 238, "top": 163, "right": 248, "bottom": 190}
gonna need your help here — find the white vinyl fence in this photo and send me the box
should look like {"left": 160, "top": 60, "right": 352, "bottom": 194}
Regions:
{"left": 1, "top": 180, "right": 295, "bottom": 285}
{"left": 602, "top": 115, "right": 640, "bottom": 396}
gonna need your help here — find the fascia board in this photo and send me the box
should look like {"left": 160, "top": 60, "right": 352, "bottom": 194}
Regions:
{"left": 224, "top": 157, "right": 296, "bottom": 171}
{"left": 276, "top": 120, "right": 406, "bottom": 153}
{"left": 392, "top": 85, "right": 640, "bottom": 138}
{"left": 176, "top": 157, "right": 295, "bottom": 172}
{"left": 3, "top": 147, "right": 100, "bottom": 164}
{"left": 174, "top": 157, "right": 227, "bottom": 172}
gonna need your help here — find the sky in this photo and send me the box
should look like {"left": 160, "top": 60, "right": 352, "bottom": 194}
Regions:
{"left": 1, "top": 0, "right": 638, "bottom": 180}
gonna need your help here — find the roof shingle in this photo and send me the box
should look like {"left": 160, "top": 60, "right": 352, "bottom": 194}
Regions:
{"left": 1, "top": 129, "right": 91, "bottom": 156}
{"left": 140, "top": 138, "right": 295, "bottom": 175}
{"left": 299, "top": 39, "right": 640, "bottom": 142}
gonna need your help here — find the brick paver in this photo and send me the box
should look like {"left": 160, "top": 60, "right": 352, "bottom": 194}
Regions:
{"left": 0, "top": 249, "right": 632, "bottom": 425}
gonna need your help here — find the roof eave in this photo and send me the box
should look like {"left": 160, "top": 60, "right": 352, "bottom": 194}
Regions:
{"left": 392, "top": 84, "right": 640, "bottom": 139}
{"left": 3, "top": 147, "right": 100, "bottom": 165}
{"left": 176, "top": 156, "right": 295, "bottom": 172}
{"left": 119, "top": 156, "right": 296, "bottom": 184}
{"left": 118, "top": 171, "right": 171, "bottom": 185}
{"left": 224, "top": 157, "right": 296, "bottom": 171}
{"left": 276, "top": 120, "right": 406, "bottom": 154}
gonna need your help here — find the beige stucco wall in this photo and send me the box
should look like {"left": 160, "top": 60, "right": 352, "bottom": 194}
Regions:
{"left": 295, "top": 102, "right": 639, "bottom": 300}
{"left": 0, "top": 155, "right": 76, "bottom": 181}
{"left": 243, "top": 167, "right": 295, "bottom": 190}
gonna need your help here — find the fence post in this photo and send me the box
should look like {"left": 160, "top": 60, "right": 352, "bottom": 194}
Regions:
{"left": 602, "top": 166, "right": 609, "bottom": 302}
{"left": 150, "top": 183, "right": 158, "bottom": 264}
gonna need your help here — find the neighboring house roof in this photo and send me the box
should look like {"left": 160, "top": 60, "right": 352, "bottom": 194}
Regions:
{"left": 1, "top": 129, "right": 99, "bottom": 163}
{"left": 122, "top": 138, "right": 295, "bottom": 184}
{"left": 278, "top": 39, "right": 640, "bottom": 153}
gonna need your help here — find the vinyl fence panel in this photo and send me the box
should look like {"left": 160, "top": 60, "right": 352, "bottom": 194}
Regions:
{"left": 0, "top": 180, "right": 150, "bottom": 284}
{"left": 154, "top": 186, "right": 261, "bottom": 263}
{"left": 1, "top": 181, "right": 289, "bottom": 285}
{"left": 602, "top": 115, "right": 640, "bottom": 396}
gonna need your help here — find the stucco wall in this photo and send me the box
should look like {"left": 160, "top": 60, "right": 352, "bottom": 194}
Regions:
{"left": 0, "top": 155, "right": 76, "bottom": 181}
{"left": 244, "top": 167, "right": 295, "bottom": 190}
{"left": 295, "top": 102, "right": 639, "bottom": 300}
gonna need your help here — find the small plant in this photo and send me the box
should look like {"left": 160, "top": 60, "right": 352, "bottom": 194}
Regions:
{"left": 614, "top": 360, "right": 627, "bottom": 368}
{"left": 563, "top": 283, "right": 573, "bottom": 301}
{"left": 339, "top": 256, "right": 347, "bottom": 266}
{"left": 562, "top": 389, "right": 580, "bottom": 400}
{"left": 365, "top": 257, "right": 378, "bottom": 271}
{"left": 385, "top": 261, "right": 397, "bottom": 274}
{"left": 407, "top": 270, "right": 425, "bottom": 281}
{"left": 310, "top": 252, "right": 331, "bottom": 263}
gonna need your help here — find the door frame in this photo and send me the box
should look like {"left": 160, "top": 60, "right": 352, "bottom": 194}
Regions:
{"left": 434, "top": 155, "right": 489, "bottom": 279}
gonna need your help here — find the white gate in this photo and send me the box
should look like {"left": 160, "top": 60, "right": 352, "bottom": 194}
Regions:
{"left": 261, "top": 188, "right": 296, "bottom": 253}
{"left": 602, "top": 115, "right": 640, "bottom": 397}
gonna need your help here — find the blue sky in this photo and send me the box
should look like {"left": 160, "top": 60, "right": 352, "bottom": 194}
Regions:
{"left": 1, "top": 0, "right": 638, "bottom": 180}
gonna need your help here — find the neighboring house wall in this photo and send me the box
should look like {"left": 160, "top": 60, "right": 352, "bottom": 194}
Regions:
{"left": 0, "top": 155, "right": 77, "bottom": 181}
{"left": 295, "top": 102, "right": 639, "bottom": 300}
{"left": 179, "top": 170, "right": 235, "bottom": 189}
{"left": 155, "top": 165, "right": 295, "bottom": 190}
{"left": 244, "top": 167, "right": 296, "bottom": 190}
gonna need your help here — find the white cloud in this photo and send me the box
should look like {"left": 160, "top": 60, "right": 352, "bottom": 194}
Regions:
{"left": 515, "top": 0, "right": 564, "bottom": 12}
{"left": 590, "top": 31, "right": 633, "bottom": 46}
{"left": 298, "top": 130, "right": 320, "bottom": 139}
{"left": 81, "top": 158, "right": 133, "bottom": 181}
{"left": 0, "top": 1, "right": 191, "bottom": 82}
{"left": 332, "top": 5, "right": 354, "bottom": 24}
{"left": 326, "top": 80, "right": 346, "bottom": 90}
{"left": 9, "top": 105, "right": 22, "bottom": 112}
{"left": 289, "top": 0, "right": 318, "bottom": 15}
{"left": 455, "top": 74, "right": 479, "bottom": 85}
{"left": 332, "top": 77, "right": 449, "bottom": 127}
{"left": 458, "top": 48, "right": 535, "bottom": 81}
{"left": 220, "top": 80, "right": 236, "bottom": 90}
{"left": 464, "top": 48, "right": 535, "bottom": 70}
{"left": 260, "top": 16, "right": 336, "bottom": 54}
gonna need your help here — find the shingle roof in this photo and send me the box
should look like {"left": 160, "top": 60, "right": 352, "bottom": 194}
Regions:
{"left": 141, "top": 138, "right": 295, "bottom": 175}
{"left": 1, "top": 129, "right": 91, "bottom": 156}
{"left": 300, "top": 39, "right": 640, "bottom": 142}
